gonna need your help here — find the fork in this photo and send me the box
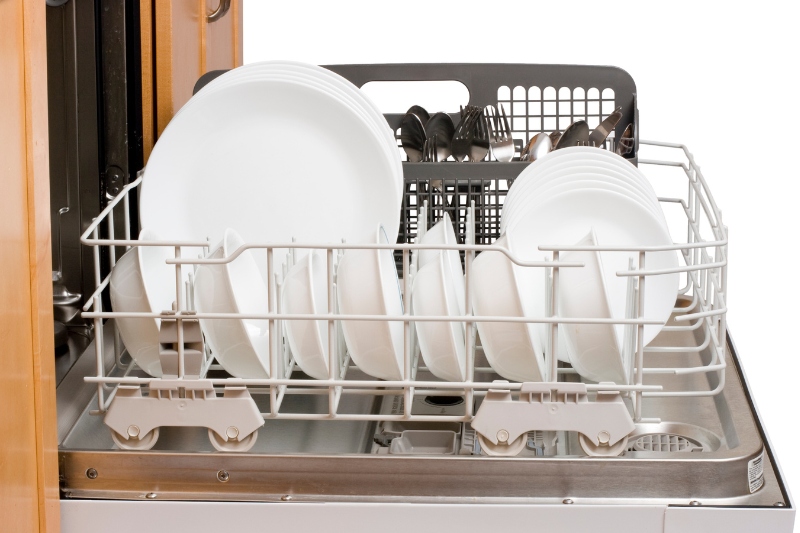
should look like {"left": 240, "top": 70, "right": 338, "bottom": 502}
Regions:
{"left": 451, "top": 106, "right": 481, "bottom": 162}
{"left": 468, "top": 111, "right": 490, "bottom": 162}
{"left": 488, "top": 104, "right": 515, "bottom": 162}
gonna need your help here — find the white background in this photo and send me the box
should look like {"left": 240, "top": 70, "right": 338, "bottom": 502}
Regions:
{"left": 243, "top": 0, "right": 799, "bottom": 517}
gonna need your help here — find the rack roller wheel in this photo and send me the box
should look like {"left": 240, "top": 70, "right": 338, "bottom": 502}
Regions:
{"left": 477, "top": 432, "right": 526, "bottom": 457}
{"left": 111, "top": 427, "right": 160, "bottom": 451}
{"left": 208, "top": 428, "right": 258, "bottom": 452}
{"left": 578, "top": 433, "right": 629, "bottom": 457}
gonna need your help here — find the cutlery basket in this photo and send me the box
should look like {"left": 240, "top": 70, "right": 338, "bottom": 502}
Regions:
{"left": 57, "top": 64, "right": 789, "bottom": 515}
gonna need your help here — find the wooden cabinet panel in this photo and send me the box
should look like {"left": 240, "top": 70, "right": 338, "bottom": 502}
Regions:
{"left": 141, "top": 0, "right": 243, "bottom": 162}
{"left": 0, "top": 1, "right": 59, "bottom": 532}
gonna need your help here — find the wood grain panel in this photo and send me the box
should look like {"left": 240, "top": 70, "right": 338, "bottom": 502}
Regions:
{"left": 149, "top": 0, "right": 243, "bottom": 144}
{"left": 140, "top": 0, "right": 155, "bottom": 162}
{"left": 0, "top": 0, "right": 58, "bottom": 532}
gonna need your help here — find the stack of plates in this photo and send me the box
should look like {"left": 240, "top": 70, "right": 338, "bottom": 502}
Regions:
{"left": 113, "top": 61, "right": 403, "bottom": 378}
{"left": 475, "top": 147, "right": 679, "bottom": 384}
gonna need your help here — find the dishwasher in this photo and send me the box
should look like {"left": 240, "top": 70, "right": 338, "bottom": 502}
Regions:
{"left": 52, "top": 61, "right": 795, "bottom": 532}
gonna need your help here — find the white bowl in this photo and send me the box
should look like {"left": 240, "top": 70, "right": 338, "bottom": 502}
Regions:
{"left": 417, "top": 213, "right": 466, "bottom": 322}
{"left": 194, "top": 228, "right": 271, "bottom": 378}
{"left": 470, "top": 234, "right": 547, "bottom": 382}
{"left": 558, "top": 229, "right": 625, "bottom": 383}
{"left": 282, "top": 251, "right": 330, "bottom": 380}
{"left": 412, "top": 251, "right": 466, "bottom": 382}
{"left": 109, "top": 229, "right": 181, "bottom": 377}
{"left": 336, "top": 226, "right": 405, "bottom": 381}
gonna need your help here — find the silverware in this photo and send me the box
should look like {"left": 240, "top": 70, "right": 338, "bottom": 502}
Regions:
{"left": 589, "top": 106, "right": 623, "bottom": 147}
{"left": 488, "top": 104, "right": 515, "bottom": 162}
{"left": 520, "top": 132, "right": 552, "bottom": 162}
{"left": 616, "top": 123, "right": 635, "bottom": 156}
{"left": 422, "top": 133, "right": 439, "bottom": 163}
{"left": 400, "top": 112, "right": 426, "bottom": 162}
{"left": 451, "top": 106, "right": 481, "bottom": 162}
{"left": 549, "top": 130, "right": 562, "bottom": 150}
{"left": 554, "top": 120, "right": 590, "bottom": 149}
{"left": 468, "top": 111, "right": 491, "bottom": 162}
{"left": 424, "top": 112, "right": 455, "bottom": 161}
{"left": 407, "top": 105, "right": 430, "bottom": 126}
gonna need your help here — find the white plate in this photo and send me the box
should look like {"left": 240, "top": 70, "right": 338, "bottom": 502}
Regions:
{"left": 504, "top": 171, "right": 663, "bottom": 232}
{"left": 503, "top": 160, "right": 662, "bottom": 227}
{"left": 282, "top": 251, "right": 330, "bottom": 380}
{"left": 175, "top": 61, "right": 402, "bottom": 200}
{"left": 507, "top": 186, "right": 679, "bottom": 359}
{"left": 559, "top": 229, "right": 625, "bottom": 383}
{"left": 503, "top": 148, "right": 661, "bottom": 222}
{"left": 194, "top": 229, "right": 271, "bottom": 378}
{"left": 109, "top": 229, "right": 182, "bottom": 377}
{"left": 140, "top": 73, "right": 401, "bottom": 279}
{"left": 417, "top": 213, "right": 465, "bottom": 321}
{"left": 336, "top": 226, "right": 405, "bottom": 381}
{"left": 412, "top": 251, "right": 466, "bottom": 382}
{"left": 470, "top": 234, "right": 547, "bottom": 382}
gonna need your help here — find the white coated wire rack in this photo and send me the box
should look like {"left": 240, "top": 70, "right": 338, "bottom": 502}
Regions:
{"left": 79, "top": 140, "right": 727, "bottom": 454}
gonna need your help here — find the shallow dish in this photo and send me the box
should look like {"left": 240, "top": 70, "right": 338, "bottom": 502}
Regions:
{"left": 559, "top": 229, "right": 625, "bottom": 383}
{"left": 336, "top": 226, "right": 405, "bottom": 381}
{"left": 417, "top": 213, "right": 465, "bottom": 320}
{"left": 470, "top": 234, "right": 547, "bottom": 382}
{"left": 194, "top": 228, "right": 271, "bottom": 378}
{"left": 109, "top": 229, "right": 181, "bottom": 377}
{"left": 412, "top": 251, "right": 466, "bottom": 382}
{"left": 282, "top": 251, "right": 330, "bottom": 380}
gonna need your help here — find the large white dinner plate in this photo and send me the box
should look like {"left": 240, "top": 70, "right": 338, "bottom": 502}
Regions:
{"left": 109, "top": 229, "right": 183, "bottom": 377}
{"left": 282, "top": 251, "right": 330, "bottom": 380}
{"left": 336, "top": 226, "right": 405, "bottom": 381}
{"left": 471, "top": 234, "right": 547, "bottom": 382}
{"left": 507, "top": 187, "right": 679, "bottom": 361}
{"left": 140, "top": 73, "right": 401, "bottom": 278}
{"left": 174, "top": 61, "right": 402, "bottom": 200}
{"left": 412, "top": 251, "right": 466, "bottom": 382}
{"left": 559, "top": 230, "right": 625, "bottom": 383}
{"left": 194, "top": 229, "right": 271, "bottom": 378}
{"left": 417, "top": 213, "right": 465, "bottom": 322}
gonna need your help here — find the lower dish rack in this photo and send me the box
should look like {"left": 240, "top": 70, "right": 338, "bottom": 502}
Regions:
{"left": 56, "top": 141, "right": 788, "bottom": 508}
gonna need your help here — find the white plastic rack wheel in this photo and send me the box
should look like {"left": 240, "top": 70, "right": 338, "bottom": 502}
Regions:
{"left": 471, "top": 381, "right": 635, "bottom": 457}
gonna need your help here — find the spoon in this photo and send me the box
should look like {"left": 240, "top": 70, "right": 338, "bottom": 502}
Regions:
{"left": 616, "top": 123, "right": 635, "bottom": 156}
{"left": 521, "top": 132, "right": 553, "bottom": 162}
{"left": 425, "top": 112, "right": 456, "bottom": 161}
{"left": 407, "top": 105, "right": 430, "bottom": 126}
{"left": 554, "top": 120, "right": 590, "bottom": 149}
{"left": 589, "top": 106, "right": 623, "bottom": 147}
{"left": 400, "top": 112, "right": 426, "bottom": 162}
{"left": 549, "top": 131, "right": 562, "bottom": 150}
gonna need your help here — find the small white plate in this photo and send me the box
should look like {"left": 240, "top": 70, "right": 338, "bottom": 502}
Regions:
{"left": 194, "top": 229, "right": 271, "bottom": 378}
{"left": 559, "top": 229, "right": 625, "bottom": 383}
{"left": 470, "top": 234, "right": 547, "bottom": 382}
{"left": 282, "top": 251, "right": 330, "bottom": 380}
{"left": 109, "top": 229, "right": 182, "bottom": 377}
{"left": 336, "top": 226, "right": 405, "bottom": 381}
{"left": 412, "top": 251, "right": 466, "bottom": 382}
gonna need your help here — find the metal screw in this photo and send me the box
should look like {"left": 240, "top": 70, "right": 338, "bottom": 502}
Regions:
{"left": 774, "top": 502, "right": 786, "bottom": 507}
{"left": 689, "top": 500, "right": 702, "bottom": 506}
{"left": 217, "top": 470, "right": 230, "bottom": 482}
{"left": 146, "top": 493, "right": 157, "bottom": 499}
{"left": 562, "top": 498, "right": 574, "bottom": 505}
{"left": 496, "top": 429, "right": 509, "bottom": 444}
{"left": 85, "top": 468, "right": 98, "bottom": 480}
{"left": 281, "top": 495, "right": 293, "bottom": 501}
